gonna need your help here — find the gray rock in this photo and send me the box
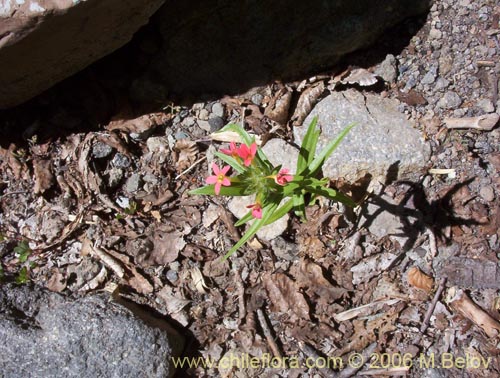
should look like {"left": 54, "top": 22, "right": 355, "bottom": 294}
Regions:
{"left": 0, "top": 284, "right": 179, "bottom": 378}
{"left": 437, "top": 91, "right": 463, "bottom": 109}
{"left": 251, "top": 93, "right": 264, "bottom": 106}
{"left": 124, "top": 173, "right": 142, "bottom": 193}
{"left": 92, "top": 142, "right": 113, "bottom": 159}
{"left": 421, "top": 66, "right": 437, "bottom": 85}
{"left": 107, "top": 168, "right": 124, "bottom": 188}
{"left": 374, "top": 54, "right": 398, "bottom": 83}
{"left": 261, "top": 138, "right": 300, "bottom": 173}
{"left": 0, "top": 0, "right": 165, "bottom": 108}
{"left": 149, "top": 0, "right": 430, "bottom": 96}
{"left": 211, "top": 102, "right": 225, "bottom": 118}
{"left": 208, "top": 116, "right": 225, "bottom": 132}
{"left": 112, "top": 153, "right": 131, "bottom": 169}
{"left": 434, "top": 77, "right": 450, "bottom": 91}
{"left": 476, "top": 98, "right": 495, "bottom": 113}
{"left": 479, "top": 186, "right": 495, "bottom": 202}
{"left": 294, "top": 90, "right": 431, "bottom": 183}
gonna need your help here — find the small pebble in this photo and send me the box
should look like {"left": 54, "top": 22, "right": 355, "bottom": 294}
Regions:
{"left": 124, "top": 173, "right": 141, "bottom": 193}
{"left": 211, "top": 102, "right": 224, "bottom": 118}
{"left": 112, "top": 153, "right": 131, "bottom": 168}
{"left": 476, "top": 98, "right": 495, "bottom": 113}
{"left": 92, "top": 142, "right": 113, "bottom": 159}
{"left": 208, "top": 116, "right": 225, "bottom": 132}
{"left": 437, "top": 91, "right": 463, "bottom": 109}
{"left": 479, "top": 186, "right": 495, "bottom": 202}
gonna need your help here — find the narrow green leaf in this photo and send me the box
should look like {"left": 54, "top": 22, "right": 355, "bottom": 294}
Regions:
{"left": 235, "top": 210, "right": 254, "bottom": 227}
{"left": 264, "top": 198, "right": 294, "bottom": 225}
{"left": 297, "top": 116, "right": 320, "bottom": 174}
{"left": 292, "top": 193, "right": 306, "bottom": 220}
{"left": 222, "top": 202, "right": 278, "bottom": 260}
{"left": 308, "top": 123, "right": 356, "bottom": 177}
{"left": 305, "top": 184, "right": 356, "bottom": 207}
{"left": 189, "top": 182, "right": 251, "bottom": 196}
{"left": 214, "top": 152, "right": 245, "bottom": 173}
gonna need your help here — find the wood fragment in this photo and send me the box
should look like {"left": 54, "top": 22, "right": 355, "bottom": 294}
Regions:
{"left": 339, "top": 342, "right": 378, "bottom": 378}
{"left": 233, "top": 267, "right": 247, "bottom": 325}
{"left": 256, "top": 308, "right": 283, "bottom": 360}
{"left": 420, "top": 277, "right": 447, "bottom": 333}
{"left": 446, "top": 286, "right": 500, "bottom": 338}
{"left": 298, "top": 341, "right": 339, "bottom": 377}
{"left": 476, "top": 60, "right": 495, "bottom": 67}
{"left": 444, "top": 113, "right": 499, "bottom": 131}
{"left": 358, "top": 367, "right": 410, "bottom": 376}
{"left": 91, "top": 247, "right": 124, "bottom": 278}
{"left": 334, "top": 299, "right": 401, "bottom": 322}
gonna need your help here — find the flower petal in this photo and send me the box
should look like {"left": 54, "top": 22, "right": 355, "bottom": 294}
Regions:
{"left": 214, "top": 182, "right": 222, "bottom": 195}
{"left": 221, "top": 177, "right": 231, "bottom": 186}
{"left": 211, "top": 162, "right": 220, "bottom": 175}
{"left": 221, "top": 165, "right": 231, "bottom": 175}
{"left": 206, "top": 176, "right": 218, "bottom": 184}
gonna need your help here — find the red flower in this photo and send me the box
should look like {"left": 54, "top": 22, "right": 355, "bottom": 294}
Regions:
{"left": 246, "top": 202, "right": 262, "bottom": 219}
{"left": 206, "top": 163, "right": 231, "bottom": 195}
{"left": 220, "top": 142, "right": 239, "bottom": 159}
{"left": 238, "top": 143, "right": 257, "bottom": 166}
{"left": 275, "top": 168, "right": 293, "bottom": 185}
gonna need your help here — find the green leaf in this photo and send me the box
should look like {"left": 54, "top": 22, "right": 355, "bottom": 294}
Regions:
{"left": 214, "top": 152, "right": 245, "bottom": 174}
{"left": 297, "top": 116, "right": 320, "bottom": 174}
{"left": 215, "top": 123, "right": 254, "bottom": 145}
{"left": 304, "top": 184, "right": 356, "bottom": 207}
{"left": 14, "top": 241, "right": 31, "bottom": 263}
{"left": 223, "top": 201, "right": 279, "bottom": 260}
{"left": 189, "top": 182, "right": 252, "bottom": 196}
{"left": 15, "top": 266, "right": 29, "bottom": 285}
{"left": 308, "top": 122, "right": 356, "bottom": 177}
{"left": 264, "top": 198, "right": 294, "bottom": 225}
{"left": 234, "top": 210, "right": 254, "bottom": 227}
{"left": 292, "top": 193, "right": 306, "bottom": 220}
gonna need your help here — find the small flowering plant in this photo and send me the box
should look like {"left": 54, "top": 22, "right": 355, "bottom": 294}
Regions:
{"left": 190, "top": 116, "right": 356, "bottom": 259}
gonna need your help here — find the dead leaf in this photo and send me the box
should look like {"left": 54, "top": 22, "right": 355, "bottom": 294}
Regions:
{"left": 262, "top": 272, "right": 310, "bottom": 321}
{"left": 291, "top": 81, "right": 325, "bottom": 126}
{"left": 294, "top": 259, "right": 347, "bottom": 304}
{"left": 397, "top": 90, "right": 428, "bottom": 106}
{"left": 0, "top": 144, "right": 29, "bottom": 180}
{"left": 264, "top": 87, "right": 292, "bottom": 124}
{"left": 106, "top": 112, "right": 169, "bottom": 134}
{"left": 190, "top": 266, "right": 209, "bottom": 294}
{"left": 157, "top": 285, "right": 191, "bottom": 314}
{"left": 340, "top": 68, "right": 378, "bottom": 86}
{"left": 33, "top": 158, "right": 54, "bottom": 194}
{"left": 407, "top": 266, "right": 434, "bottom": 292}
{"left": 96, "top": 132, "right": 130, "bottom": 156}
{"left": 174, "top": 139, "right": 198, "bottom": 172}
{"left": 46, "top": 268, "right": 67, "bottom": 292}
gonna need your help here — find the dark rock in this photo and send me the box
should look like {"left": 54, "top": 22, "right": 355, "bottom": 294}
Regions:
{"left": 92, "top": 142, "right": 113, "bottom": 159}
{"left": 149, "top": 0, "right": 430, "bottom": 96}
{"left": 112, "top": 153, "right": 131, "bottom": 169}
{"left": 208, "top": 116, "right": 225, "bottom": 132}
{"left": 0, "top": 284, "right": 181, "bottom": 378}
{"left": 0, "top": 0, "right": 165, "bottom": 108}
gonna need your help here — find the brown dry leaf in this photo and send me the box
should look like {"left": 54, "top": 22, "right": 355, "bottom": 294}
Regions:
{"left": 262, "top": 272, "right": 310, "bottom": 321}
{"left": 190, "top": 266, "right": 209, "bottom": 294}
{"left": 157, "top": 286, "right": 191, "bottom": 314}
{"left": 338, "top": 309, "right": 400, "bottom": 355}
{"left": 96, "top": 132, "right": 130, "bottom": 157}
{"left": 294, "top": 259, "right": 347, "bottom": 304}
{"left": 0, "top": 144, "right": 29, "bottom": 180}
{"left": 397, "top": 89, "right": 428, "bottom": 106}
{"left": 106, "top": 248, "right": 154, "bottom": 294}
{"left": 106, "top": 112, "right": 169, "bottom": 134}
{"left": 340, "top": 67, "right": 378, "bottom": 86}
{"left": 407, "top": 266, "right": 434, "bottom": 292}
{"left": 46, "top": 268, "right": 67, "bottom": 292}
{"left": 174, "top": 139, "right": 198, "bottom": 172}
{"left": 33, "top": 158, "right": 54, "bottom": 194}
{"left": 264, "top": 87, "right": 292, "bottom": 125}
{"left": 291, "top": 81, "right": 325, "bottom": 126}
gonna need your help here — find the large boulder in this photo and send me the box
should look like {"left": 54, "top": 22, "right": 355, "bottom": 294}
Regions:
{"left": 0, "top": 284, "right": 180, "bottom": 378}
{"left": 294, "top": 90, "right": 431, "bottom": 183}
{"left": 148, "top": 0, "right": 430, "bottom": 96}
{"left": 0, "top": 0, "right": 165, "bottom": 109}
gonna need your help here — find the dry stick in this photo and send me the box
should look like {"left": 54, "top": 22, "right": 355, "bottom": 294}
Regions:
{"left": 175, "top": 156, "right": 207, "bottom": 180}
{"left": 420, "top": 277, "right": 447, "bottom": 333}
{"left": 256, "top": 308, "right": 283, "bottom": 360}
{"left": 233, "top": 267, "right": 247, "bottom": 325}
{"left": 298, "top": 341, "right": 339, "bottom": 378}
{"left": 338, "top": 342, "right": 378, "bottom": 378}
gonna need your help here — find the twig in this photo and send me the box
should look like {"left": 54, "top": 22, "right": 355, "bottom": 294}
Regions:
{"left": 256, "top": 308, "right": 283, "bottom": 360}
{"left": 175, "top": 156, "right": 207, "bottom": 180}
{"left": 420, "top": 277, "right": 447, "bottom": 333}
{"left": 0, "top": 190, "right": 29, "bottom": 200}
{"left": 339, "top": 342, "right": 378, "bottom": 378}
{"left": 424, "top": 228, "right": 438, "bottom": 267}
{"left": 233, "top": 267, "right": 247, "bottom": 325}
{"left": 298, "top": 341, "right": 339, "bottom": 378}
{"left": 91, "top": 246, "right": 124, "bottom": 278}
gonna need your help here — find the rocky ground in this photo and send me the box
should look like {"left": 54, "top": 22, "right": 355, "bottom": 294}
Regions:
{"left": 0, "top": 0, "right": 499, "bottom": 377}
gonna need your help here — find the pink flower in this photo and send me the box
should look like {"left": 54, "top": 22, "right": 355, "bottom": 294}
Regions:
{"left": 238, "top": 143, "right": 257, "bottom": 166}
{"left": 246, "top": 202, "right": 262, "bottom": 219}
{"left": 275, "top": 168, "right": 293, "bottom": 185}
{"left": 206, "top": 163, "right": 231, "bottom": 195}
{"left": 220, "top": 142, "right": 239, "bottom": 158}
